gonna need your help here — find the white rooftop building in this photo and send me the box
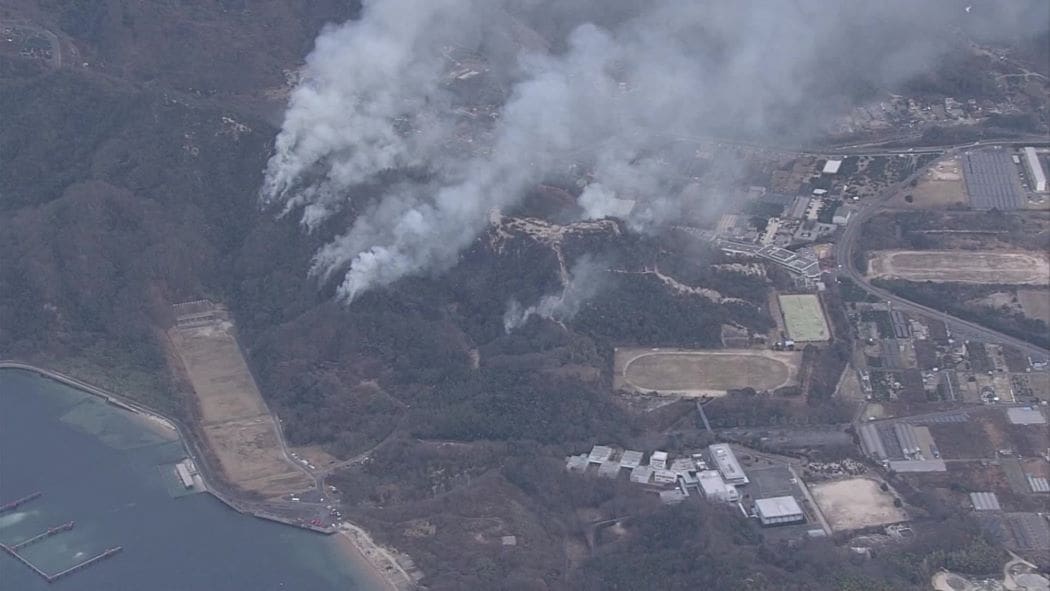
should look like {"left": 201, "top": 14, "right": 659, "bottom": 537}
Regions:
{"left": 754, "top": 496, "right": 805, "bottom": 526}
{"left": 670, "top": 458, "right": 695, "bottom": 475}
{"left": 619, "top": 450, "right": 644, "bottom": 470}
{"left": 630, "top": 465, "right": 654, "bottom": 484}
{"left": 653, "top": 469, "right": 677, "bottom": 485}
{"left": 1024, "top": 147, "right": 1047, "bottom": 193}
{"left": 697, "top": 470, "right": 739, "bottom": 503}
{"left": 650, "top": 451, "right": 669, "bottom": 470}
{"left": 822, "top": 159, "right": 843, "bottom": 174}
{"left": 588, "top": 445, "right": 614, "bottom": 464}
{"left": 708, "top": 444, "right": 749, "bottom": 485}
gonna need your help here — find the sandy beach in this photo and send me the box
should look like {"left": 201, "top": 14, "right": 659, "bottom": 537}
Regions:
{"left": 335, "top": 522, "right": 419, "bottom": 591}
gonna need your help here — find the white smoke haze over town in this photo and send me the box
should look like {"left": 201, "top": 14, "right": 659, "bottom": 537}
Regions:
{"left": 261, "top": 0, "right": 1047, "bottom": 303}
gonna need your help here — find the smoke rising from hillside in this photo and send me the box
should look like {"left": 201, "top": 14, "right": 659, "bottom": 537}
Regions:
{"left": 503, "top": 257, "right": 606, "bottom": 332}
{"left": 262, "top": 0, "right": 1047, "bottom": 302}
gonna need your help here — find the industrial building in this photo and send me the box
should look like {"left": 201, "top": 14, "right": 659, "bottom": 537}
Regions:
{"left": 754, "top": 496, "right": 805, "bottom": 526}
{"left": 175, "top": 461, "right": 195, "bottom": 489}
{"left": 962, "top": 149, "right": 1025, "bottom": 210}
{"left": 822, "top": 159, "right": 843, "bottom": 175}
{"left": 697, "top": 470, "right": 739, "bottom": 502}
{"left": 887, "top": 459, "right": 947, "bottom": 473}
{"left": 1023, "top": 147, "right": 1047, "bottom": 193}
{"left": 708, "top": 444, "right": 749, "bottom": 485}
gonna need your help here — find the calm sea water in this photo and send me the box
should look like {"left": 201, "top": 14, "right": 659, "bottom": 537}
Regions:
{"left": 0, "top": 369, "right": 376, "bottom": 591}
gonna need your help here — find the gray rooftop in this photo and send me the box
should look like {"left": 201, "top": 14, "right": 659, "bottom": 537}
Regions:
{"left": 962, "top": 149, "right": 1025, "bottom": 210}
{"left": 970, "top": 492, "right": 1002, "bottom": 511}
{"left": 888, "top": 459, "right": 947, "bottom": 473}
{"left": 619, "top": 450, "right": 644, "bottom": 469}
{"left": 754, "top": 496, "right": 803, "bottom": 518}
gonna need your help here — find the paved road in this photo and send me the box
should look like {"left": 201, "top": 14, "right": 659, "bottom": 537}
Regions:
{"left": 833, "top": 147, "right": 1050, "bottom": 362}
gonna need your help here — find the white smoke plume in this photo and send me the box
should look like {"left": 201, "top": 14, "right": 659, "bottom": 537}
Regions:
{"left": 503, "top": 257, "right": 606, "bottom": 333}
{"left": 262, "top": 0, "right": 1047, "bottom": 302}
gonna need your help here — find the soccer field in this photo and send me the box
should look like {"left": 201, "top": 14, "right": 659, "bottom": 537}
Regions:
{"left": 777, "top": 294, "right": 830, "bottom": 342}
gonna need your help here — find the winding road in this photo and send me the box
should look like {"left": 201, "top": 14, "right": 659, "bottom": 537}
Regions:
{"left": 833, "top": 145, "right": 1050, "bottom": 361}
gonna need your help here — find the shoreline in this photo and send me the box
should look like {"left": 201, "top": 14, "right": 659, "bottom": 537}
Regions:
{"left": 0, "top": 361, "right": 418, "bottom": 591}
{"left": 336, "top": 522, "right": 418, "bottom": 591}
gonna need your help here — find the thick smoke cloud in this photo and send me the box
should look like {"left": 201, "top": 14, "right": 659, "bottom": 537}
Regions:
{"left": 262, "top": 0, "right": 1047, "bottom": 302}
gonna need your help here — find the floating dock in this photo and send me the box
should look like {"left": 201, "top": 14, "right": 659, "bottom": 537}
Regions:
{"left": 0, "top": 491, "right": 41, "bottom": 514}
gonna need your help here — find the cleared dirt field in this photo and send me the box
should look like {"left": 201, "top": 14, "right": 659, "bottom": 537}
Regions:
{"left": 1018, "top": 289, "right": 1050, "bottom": 324}
{"left": 810, "top": 478, "right": 907, "bottom": 532}
{"left": 614, "top": 348, "right": 801, "bottom": 396}
{"left": 894, "top": 156, "right": 968, "bottom": 208}
{"left": 868, "top": 250, "right": 1050, "bottom": 285}
{"left": 169, "top": 304, "right": 312, "bottom": 498}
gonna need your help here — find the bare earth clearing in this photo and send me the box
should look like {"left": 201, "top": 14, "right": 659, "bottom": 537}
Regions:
{"left": 614, "top": 348, "right": 801, "bottom": 396}
{"left": 895, "top": 155, "right": 968, "bottom": 208}
{"left": 168, "top": 302, "right": 312, "bottom": 499}
{"left": 1018, "top": 289, "right": 1050, "bottom": 324}
{"left": 810, "top": 478, "right": 907, "bottom": 532}
{"left": 867, "top": 250, "right": 1050, "bottom": 285}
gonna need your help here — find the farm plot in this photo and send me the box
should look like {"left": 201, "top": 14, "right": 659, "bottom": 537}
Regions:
{"left": 867, "top": 250, "right": 1049, "bottom": 285}
{"left": 614, "top": 348, "right": 801, "bottom": 397}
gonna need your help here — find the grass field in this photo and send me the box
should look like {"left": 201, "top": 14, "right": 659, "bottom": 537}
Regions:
{"left": 777, "top": 294, "right": 830, "bottom": 342}
{"left": 867, "top": 250, "right": 1050, "bottom": 285}
{"left": 614, "top": 348, "right": 801, "bottom": 396}
{"left": 169, "top": 304, "right": 312, "bottom": 499}
{"left": 810, "top": 478, "right": 907, "bottom": 532}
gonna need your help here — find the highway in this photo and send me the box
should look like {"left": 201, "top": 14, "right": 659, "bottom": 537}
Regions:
{"left": 833, "top": 146, "right": 1050, "bottom": 362}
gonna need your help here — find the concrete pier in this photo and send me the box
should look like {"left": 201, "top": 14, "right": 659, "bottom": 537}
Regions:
{"left": 0, "top": 491, "right": 42, "bottom": 514}
{"left": 49, "top": 547, "right": 123, "bottom": 582}
{"left": 0, "top": 543, "right": 51, "bottom": 581}
{"left": 11, "top": 521, "right": 75, "bottom": 551}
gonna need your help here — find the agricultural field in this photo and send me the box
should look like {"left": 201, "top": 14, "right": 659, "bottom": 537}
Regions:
{"left": 810, "top": 478, "right": 908, "bottom": 532}
{"left": 168, "top": 303, "right": 313, "bottom": 499}
{"left": 777, "top": 294, "right": 830, "bottom": 342}
{"left": 614, "top": 348, "right": 801, "bottom": 396}
{"left": 867, "top": 250, "right": 1050, "bottom": 285}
